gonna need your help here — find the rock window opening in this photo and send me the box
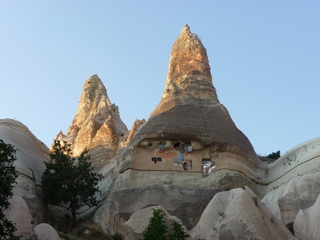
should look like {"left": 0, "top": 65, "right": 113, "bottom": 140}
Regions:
{"left": 183, "top": 162, "right": 188, "bottom": 170}
{"left": 173, "top": 142, "right": 181, "bottom": 150}
{"left": 151, "top": 157, "right": 162, "bottom": 163}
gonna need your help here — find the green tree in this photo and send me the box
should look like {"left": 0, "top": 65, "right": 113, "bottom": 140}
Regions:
{"left": 41, "top": 140, "right": 103, "bottom": 229}
{"left": 139, "top": 208, "right": 190, "bottom": 240}
{"left": 0, "top": 139, "right": 19, "bottom": 239}
{"left": 139, "top": 209, "right": 167, "bottom": 240}
{"left": 168, "top": 220, "right": 190, "bottom": 240}
{"left": 267, "top": 150, "right": 281, "bottom": 160}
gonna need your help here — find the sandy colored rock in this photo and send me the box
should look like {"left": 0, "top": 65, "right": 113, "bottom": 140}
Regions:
{"left": 124, "top": 25, "right": 262, "bottom": 179}
{"left": 0, "top": 119, "right": 49, "bottom": 225}
{"left": 93, "top": 25, "right": 264, "bottom": 234}
{"left": 4, "top": 195, "right": 34, "bottom": 239}
{"left": 123, "top": 119, "right": 146, "bottom": 146}
{"left": 34, "top": 223, "right": 61, "bottom": 240}
{"left": 52, "top": 75, "right": 127, "bottom": 160}
{"left": 189, "top": 187, "right": 296, "bottom": 240}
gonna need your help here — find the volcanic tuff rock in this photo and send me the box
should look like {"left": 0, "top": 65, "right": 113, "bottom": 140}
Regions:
{"left": 4, "top": 195, "right": 34, "bottom": 239}
{"left": 189, "top": 187, "right": 297, "bottom": 240}
{"left": 294, "top": 193, "right": 320, "bottom": 240}
{"left": 124, "top": 24, "right": 262, "bottom": 179}
{"left": 93, "top": 25, "right": 264, "bottom": 234}
{"left": 0, "top": 119, "right": 49, "bottom": 226}
{"left": 52, "top": 75, "right": 127, "bottom": 161}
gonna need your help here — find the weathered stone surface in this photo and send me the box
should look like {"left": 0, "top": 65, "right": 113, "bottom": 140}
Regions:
{"left": 34, "top": 223, "right": 61, "bottom": 240}
{"left": 123, "top": 25, "right": 262, "bottom": 179}
{"left": 259, "top": 137, "right": 320, "bottom": 196}
{"left": 123, "top": 119, "right": 146, "bottom": 147}
{"left": 93, "top": 169, "right": 258, "bottom": 234}
{"left": 189, "top": 187, "right": 296, "bottom": 240}
{"left": 4, "top": 195, "right": 34, "bottom": 239}
{"left": 124, "top": 205, "right": 184, "bottom": 240}
{"left": 0, "top": 119, "right": 49, "bottom": 225}
{"left": 294, "top": 193, "right": 320, "bottom": 240}
{"left": 93, "top": 25, "right": 264, "bottom": 234}
{"left": 52, "top": 75, "right": 127, "bottom": 161}
{"left": 262, "top": 173, "right": 320, "bottom": 224}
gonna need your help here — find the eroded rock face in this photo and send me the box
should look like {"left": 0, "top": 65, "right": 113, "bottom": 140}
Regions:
{"left": 52, "top": 75, "right": 127, "bottom": 162}
{"left": 0, "top": 119, "right": 49, "bottom": 225}
{"left": 125, "top": 25, "right": 262, "bottom": 179}
{"left": 189, "top": 187, "right": 296, "bottom": 240}
{"left": 294, "top": 193, "right": 320, "bottom": 240}
{"left": 93, "top": 26, "right": 262, "bottom": 234}
{"left": 262, "top": 173, "right": 320, "bottom": 224}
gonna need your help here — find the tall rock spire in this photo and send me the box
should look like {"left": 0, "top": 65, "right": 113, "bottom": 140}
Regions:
{"left": 150, "top": 25, "right": 219, "bottom": 118}
{"left": 127, "top": 25, "right": 262, "bottom": 173}
{"left": 53, "top": 75, "right": 127, "bottom": 159}
{"left": 162, "top": 24, "right": 217, "bottom": 102}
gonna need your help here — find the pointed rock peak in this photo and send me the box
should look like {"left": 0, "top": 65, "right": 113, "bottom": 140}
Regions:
{"left": 52, "top": 75, "right": 127, "bottom": 157}
{"left": 151, "top": 25, "right": 219, "bottom": 118}
{"left": 164, "top": 25, "right": 218, "bottom": 102}
{"left": 181, "top": 24, "right": 191, "bottom": 33}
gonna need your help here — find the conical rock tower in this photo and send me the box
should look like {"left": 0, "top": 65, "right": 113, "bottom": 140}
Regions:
{"left": 52, "top": 75, "right": 127, "bottom": 161}
{"left": 94, "top": 26, "right": 264, "bottom": 232}
{"left": 124, "top": 25, "right": 262, "bottom": 177}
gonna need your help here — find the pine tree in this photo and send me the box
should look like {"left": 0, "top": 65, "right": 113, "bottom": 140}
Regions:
{"left": 139, "top": 209, "right": 168, "bottom": 240}
{"left": 0, "top": 139, "right": 19, "bottom": 239}
{"left": 42, "top": 140, "right": 102, "bottom": 229}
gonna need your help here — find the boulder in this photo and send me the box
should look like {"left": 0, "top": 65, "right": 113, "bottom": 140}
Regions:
{"left": 0, "top": 119, "right": 49, "bottom": 225}
{"left": 262, "top": 173, "right": 320, "bottom": 224}
{"left": 294, "top": 193, "right": 320, "bottom": 240}
{"left": 34, "top": 223, "right": 61, "bottom": 240}
{"left": 189, "top": 187, "right": 296, "bottom": 240}
{"left": 4, "top": 195, "right": 34, "bottom": 239}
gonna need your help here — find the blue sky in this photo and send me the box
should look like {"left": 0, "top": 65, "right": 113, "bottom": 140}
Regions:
{"left": 1, "top": 1, "right": 319, "bottom": 156}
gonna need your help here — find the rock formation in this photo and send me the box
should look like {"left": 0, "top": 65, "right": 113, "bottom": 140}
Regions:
{"left": 124, "top": 205, "right": 184, "bottom": 240}
{"left": 0, "top": 119, "right": 49, "bottom": 226}
{"left": 3, "top": 25, "right": 320, "bottom": 239}
{"left": 52, "top": 75, "right": 128, "bottom": 163}
{"left": 189, "top": 187, "right": 296, "bottom": 240}
{"left": 93, "top": 25, "right": 265, "bottom": 235}
{"left": 4, "top": 195, "right": 34, "bottom": 239}
{"left": 294, "top": 193, "right": 320, "bottom": 240}
{"left": 123, "top": 24, "right": 262, "bottom": 179}
{"left": 34, "top": 223, "right": 61, "bottom": 240}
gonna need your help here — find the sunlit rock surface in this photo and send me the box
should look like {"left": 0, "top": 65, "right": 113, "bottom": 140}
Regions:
{"left": 52, "top": 75, "right": 128, "bottom": 163}
{"left": 93, "top": 25, "right": 264, "bottom": 234}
